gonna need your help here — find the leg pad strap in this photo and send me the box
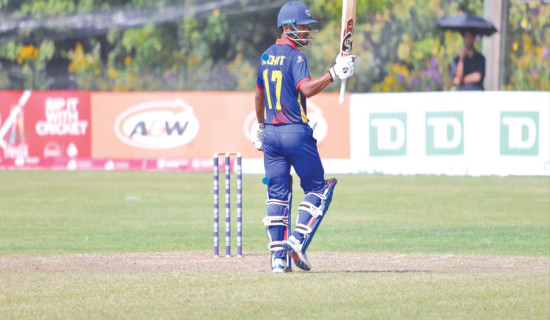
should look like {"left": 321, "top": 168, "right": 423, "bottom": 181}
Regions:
{"left": 298, "top": 201, "right": 323, "bottom": 218}
{"left": 262, "top": 216, "right": 288, "bottom": 227}
{"left": 294, "top": 223, "right": 309, "bottom": 235}
{"left": 266, "top": 199, "right": 289, "bottom": 207}
{"left": 268, "top": 240, "right": 284, "bottom": 252}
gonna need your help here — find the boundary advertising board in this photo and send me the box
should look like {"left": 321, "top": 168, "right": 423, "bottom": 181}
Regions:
{"left": 350, "top": 91, "right": 549, "bottom": 176}
{"left": 0, "top": 90, "right": 547, "bottom": 176}
{"left": 0, "top": 91, "right": 91, "bottom": 168}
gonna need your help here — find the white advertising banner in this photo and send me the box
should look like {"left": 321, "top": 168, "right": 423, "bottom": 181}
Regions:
{"left": 350, "top": 91, "right": 550, "bottom": 176}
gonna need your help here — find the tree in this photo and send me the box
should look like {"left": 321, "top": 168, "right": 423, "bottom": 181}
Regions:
{"left": 0, "top": 0, "right": 547, "bottom": 91}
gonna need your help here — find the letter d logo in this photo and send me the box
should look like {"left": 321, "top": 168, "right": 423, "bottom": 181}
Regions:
{"left": 369, "top": 113, "right": 407, "bottom": 156}
{"left": 500, "top": 111, "right": 539, "bottom": 156}
{"left": 426, "top": 111, "right": 464, "bottom": 155}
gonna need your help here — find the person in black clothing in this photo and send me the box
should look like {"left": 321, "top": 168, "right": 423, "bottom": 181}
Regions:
{"left": 452, "top": 30, "right": 485, "bottom": 90}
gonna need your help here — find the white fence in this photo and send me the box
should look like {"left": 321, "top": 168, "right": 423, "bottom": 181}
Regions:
{"left": 349, "top": 91, "right": 549, "bottom": 176}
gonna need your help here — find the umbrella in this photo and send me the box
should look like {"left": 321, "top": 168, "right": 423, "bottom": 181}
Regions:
{"left": 435, "top": 12, "right": 497, "bottom": 36}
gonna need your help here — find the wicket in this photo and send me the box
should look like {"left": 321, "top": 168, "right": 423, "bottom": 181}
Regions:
{"left": 213, "top": 152, "right": 242, "bottom": 257}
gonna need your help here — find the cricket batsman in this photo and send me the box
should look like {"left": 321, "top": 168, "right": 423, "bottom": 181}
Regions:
{"left": 253, "top": 0, "right": 356, "bottom": 272}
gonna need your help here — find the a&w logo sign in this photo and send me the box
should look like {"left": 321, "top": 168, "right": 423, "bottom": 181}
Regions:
{"left": 114, "top": 99, "right": 200, "bottom": 149}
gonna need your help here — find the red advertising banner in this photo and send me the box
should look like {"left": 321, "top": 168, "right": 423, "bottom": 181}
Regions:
{"left": 91, "top": 91, "right": 349, "bottom": 160}
{"left": 0, "top": 91, "right": 91, "bottom": 167}
{"left": 0, "top": 90, "right": 349, "bottom": 170}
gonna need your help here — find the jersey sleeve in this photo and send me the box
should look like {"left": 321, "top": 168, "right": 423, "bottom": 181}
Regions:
{"left": 256, "top": 61, "right": 265, "bottom": 91}
{"left": 292, "top": 52, "right": 311, "bottom": 89}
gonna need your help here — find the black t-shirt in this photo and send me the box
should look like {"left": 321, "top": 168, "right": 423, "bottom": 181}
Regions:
{"left": 452, "top": 51, "right": 485, "bottom": 91}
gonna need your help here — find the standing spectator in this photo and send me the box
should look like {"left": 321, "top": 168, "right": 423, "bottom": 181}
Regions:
{"left": 452, "top": 30, "right": 485, "bottom": 90}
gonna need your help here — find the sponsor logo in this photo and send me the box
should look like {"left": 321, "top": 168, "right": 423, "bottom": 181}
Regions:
{"left": 66, "top": 142, "right": 78, "bottom": 158}
{"left": 0, "top": 91, "right": 30, "bottom": 153}
{"left": 426, "top": 111, "right": 464, "bottom": 155}
{"left": 305, "top": 9, "right": 311, "bottom": 18}
{"left": 500, "top": 111, "right": 539, "bottom": 156}
{"left": 369, "top": 113, "right": 407, "bottom": 156}
{"left": 114, "top": 99, "right": 199, "bottom": 149}
{"left": 36, "top": 97, "right": 89, "bottom": 136}
{"left": 341, "top": 19, "right": 354, "bottom": 54}
{"left": 4, "top": 144, "right": 28, "bottom": 158}
{"left": 43, "top": 141, "right": 62, "bottom": 158}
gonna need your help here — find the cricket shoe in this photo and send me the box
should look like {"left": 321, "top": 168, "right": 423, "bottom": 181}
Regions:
{"left": 272, "top": 258, "right": 290, "bottom": 273}
{"left": 283, "top": 235, "right": 311, "bottom": 271}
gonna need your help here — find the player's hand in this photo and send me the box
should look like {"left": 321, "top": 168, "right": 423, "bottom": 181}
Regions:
{"left": 335, "top": 53, "right": 355, "bottom": 65}
{"left": 329, "top": 54, "right": 356, "bottom": 81}
{"left": 252, "top": 122, "right": 265, "bottom": 151}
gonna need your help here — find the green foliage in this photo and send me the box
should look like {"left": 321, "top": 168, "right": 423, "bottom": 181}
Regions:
{"left": 309, "top": 0, "right": 391, "bottom": 23}
{"left": 0, "top": 0, "right": 547, "bottom": 91}
{"left": 20, "top": 0, "right": 76, "bottom": 16}
{"left": 504, "top": 1, "right": 550, "bottom": 90}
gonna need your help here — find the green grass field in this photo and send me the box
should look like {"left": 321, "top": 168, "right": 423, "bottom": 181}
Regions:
{"left": 0, "top": 171, "right": 549, "bottom": 319}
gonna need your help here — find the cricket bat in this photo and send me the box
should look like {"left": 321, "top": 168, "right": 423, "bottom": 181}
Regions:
{"left": 338, "top": 0, "right": 357, "bottom": 104}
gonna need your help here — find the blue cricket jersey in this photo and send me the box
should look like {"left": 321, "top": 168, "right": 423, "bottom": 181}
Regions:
{"left": 256, "top": 39, "right": 311, "bottom": 124}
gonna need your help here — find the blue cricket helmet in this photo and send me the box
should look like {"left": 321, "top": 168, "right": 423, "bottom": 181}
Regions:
{"left": 277, "top": 1, "right": 318, "bottom": 29}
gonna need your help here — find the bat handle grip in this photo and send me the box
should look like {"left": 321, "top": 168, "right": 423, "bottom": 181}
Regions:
{"left": 338, "top": 79, "right": 347, "bottom": 104}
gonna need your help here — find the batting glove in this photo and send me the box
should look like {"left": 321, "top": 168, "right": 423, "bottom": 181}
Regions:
{"left": 252, "top": 122, "right": 265, "bottom": 151}
{"left": 329, "top": 54, "right": 356, "bottom": 81}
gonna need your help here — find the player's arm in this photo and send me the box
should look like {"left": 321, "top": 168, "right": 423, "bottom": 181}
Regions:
{"left": 255, "top": 87, "right": 265, "bottom": 123}
{"left": 252, "top": 87, "right": 266, "bottom": 151}
{"left": 298, "top": 55, "right": 356, "bottom": 98}
{"left": 298, "top": 73, "right": 333, "bottom": 98}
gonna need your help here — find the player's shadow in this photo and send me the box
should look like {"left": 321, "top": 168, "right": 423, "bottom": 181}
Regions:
{"left": 305, "top": 269, "right": 432, "bottom": 274}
